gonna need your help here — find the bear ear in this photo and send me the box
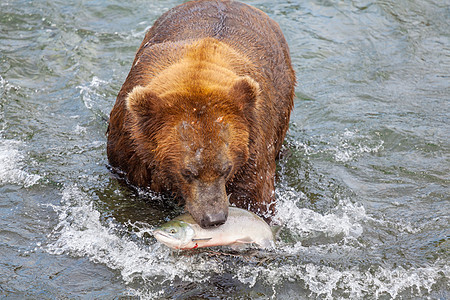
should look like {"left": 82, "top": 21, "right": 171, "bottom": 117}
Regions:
{"left": 126, "top": 86, "right": 161, "bottom": 122}
{"left": 229, "top": 76, "right": 260, "bottom": 112}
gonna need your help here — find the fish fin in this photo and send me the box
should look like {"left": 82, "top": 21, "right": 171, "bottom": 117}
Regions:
{"left": 191, "top": 238, "right": 212, "bottom": 242}
{"left": 230, "top": 244, "right": 249, "bottom": 251}
{"left": 230, "top": 238, "right": 255, "bottom": 251}
{"left": 234, "top": 237, "right": 254, "bottom": 244}
{"left": 256, "top": 239, "right": 275, "bottom": 249}
{"left": 271, "top": 225, "right": 283, "bottom": 240}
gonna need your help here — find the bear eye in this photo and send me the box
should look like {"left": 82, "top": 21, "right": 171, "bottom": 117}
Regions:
{"left": 222, "top": 165, "right": 232, "bottom": 178}
{"left": 181, "top": 169, "right": 196, "bottom": 181}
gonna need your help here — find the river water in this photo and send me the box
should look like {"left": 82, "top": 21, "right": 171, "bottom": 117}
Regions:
{"left": 1, "top": 0, "right": 449, "bottom": 299}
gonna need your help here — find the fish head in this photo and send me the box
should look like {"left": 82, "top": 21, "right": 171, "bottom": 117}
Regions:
{"left": 153, "top": 220, "right": 195, "bottom": 249}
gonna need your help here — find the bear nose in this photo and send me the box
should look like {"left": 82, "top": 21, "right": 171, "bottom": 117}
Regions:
{"left": 200, "top": 212, "right": 227, "bottom": 228}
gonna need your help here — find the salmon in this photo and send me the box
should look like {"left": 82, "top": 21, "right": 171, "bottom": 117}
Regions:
{"left": 153, "top": 207, "right": 275, "bottom": 250}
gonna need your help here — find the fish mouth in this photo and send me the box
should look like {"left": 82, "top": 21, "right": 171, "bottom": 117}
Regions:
{"left": 153, "top": 230, "right": 180, "bottom": 241}
{"left": 153, "top": 230, "right": 181, "bottom": 248}
{"left": 152, "top": 230, "right": 171, "bottom": 239}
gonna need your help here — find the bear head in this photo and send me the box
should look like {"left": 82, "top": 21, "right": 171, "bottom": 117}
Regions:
{"left": 126, "top": 76, "right": 260, "bottom": 228}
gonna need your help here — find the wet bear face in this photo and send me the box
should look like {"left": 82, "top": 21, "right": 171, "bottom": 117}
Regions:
{"left": 126, "top": 78, "right": 259, "bottom": 228}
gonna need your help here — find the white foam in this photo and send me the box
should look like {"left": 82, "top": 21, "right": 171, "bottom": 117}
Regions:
{"left": 0, "top": 139, "right": 41, "bottom": 187}
{"left": 47, "top": 186, "right": 224, "bottom": 290}
{"left": 332, "top": 129, "right": 384, "bottom": 163}
{"left": 333, "top": 140, "right": 384, "bottom": 162}
{"left": 77, "top": 76, "right": 109, "bottom": 111}
{"left": 0, "top": 75, "right": 5, "bottom": 95}
{"left": 0, "top": 75, "right": 20, "bottom": 99}
{"left": 46, "top": 185, "right": 448, "bottom": 299}
{"left": 293, "top": 128, "right": 384, "bottom": 163}
{"left": 236, "top": 261, "right": 448, "bottom": 300}
{"left": 73, "top": 124, "right": 87, "bottom": 135}
{"left": 274, "top": 187, "right": 365, "bottom": 240}
{"left": 1, "top": 76, "right": 10, "bottom": 132}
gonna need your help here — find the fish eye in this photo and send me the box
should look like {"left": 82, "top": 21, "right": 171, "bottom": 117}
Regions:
{"left": 169, "top": 228, "right": 177, "bottom": 234}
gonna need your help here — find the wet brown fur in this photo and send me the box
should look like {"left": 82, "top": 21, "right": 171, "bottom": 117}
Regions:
{"left": 107, "top": 0, "right": 296, "bottom": 221}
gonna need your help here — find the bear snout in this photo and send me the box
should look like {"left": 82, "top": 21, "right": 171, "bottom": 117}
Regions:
{"left": 186, "top": 178, "right": 230, "bottom": 229}
{"left": 200, "top": 211, "right": 228, "bottom": 228}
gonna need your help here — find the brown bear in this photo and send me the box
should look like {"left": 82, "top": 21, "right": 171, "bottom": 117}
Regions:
{"left": 107, "top": 0, "right": 295, "bottom": 228}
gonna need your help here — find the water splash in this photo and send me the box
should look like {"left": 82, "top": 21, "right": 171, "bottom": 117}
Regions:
{"left": 274, "top": 187, "right": 365, "bottom": 240}
{"left": 236, "top": 260, "right": 448, "bottom": 300}
{"left": 46, "top": 185, "right": 448, "bottom": 299}
{"left": 292, "top": 128, "right": 384, "bottom": 163}
{"left": 0, "top": 139, "right": 41, "bottom": 188}
{"left": 77, "top": 76, "right": 110, "bottom": 120}
{"left": 332, "top": 129, "right": 384, "bottom": 163}
{"left": 47, "top": 186, "right": 225, "bottom": 293}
